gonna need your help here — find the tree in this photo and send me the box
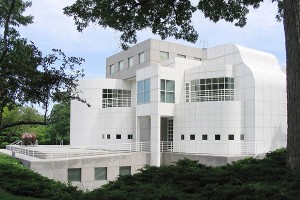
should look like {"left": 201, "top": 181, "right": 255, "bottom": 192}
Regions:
{"left": 47, "top": 101, "right": 71, "bottom": 145}
{"left": 0, "top": 0, "right": 89, "bottom": 133}
{"left": 64, "top": 0, "right": 300, "bottom": 169}
{"left": 0, "top": 106, "right": 47, "bottom": 148}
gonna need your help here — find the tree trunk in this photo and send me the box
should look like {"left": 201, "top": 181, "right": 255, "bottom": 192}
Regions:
{"left": 284, "top": 1, "right": 300, "bottom": 170}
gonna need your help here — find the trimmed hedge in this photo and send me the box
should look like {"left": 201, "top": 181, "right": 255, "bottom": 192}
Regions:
{"left": 1, "top": 149, "right": 300, "bottom": 200}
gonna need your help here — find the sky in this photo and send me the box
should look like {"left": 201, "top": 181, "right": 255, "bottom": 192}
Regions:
{"left": 18, "top": 0, "right": 286, "bottom": 78}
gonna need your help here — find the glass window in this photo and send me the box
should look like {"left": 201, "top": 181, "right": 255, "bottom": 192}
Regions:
{"left": 95, "top": 167, "right": 107, "bottom": 181}
{"left": 107, "top": 134, "right": 110, "bottom": 139}
{"left": 240, "top": 134, "right": 245, "bottom": 140}
{"left": 68, "top": 168, "right": 81, "bottom": 182}
{"left": 128, "top": 134, "right": 133, "bottom": 139}
{"left": 202, "top": 134, "right": 208, "bottom": 140}
{"left": 160, "top": 51, "right": 169, "bottom": 61}
{"left": 181, "top": 134, "right": 185, "bottom": 140}
{"left": 102, "top": 89, "right": 131, "bottom": 108}
{"left": 118, "top": 61, "right": 123, "bottom": 71}
{"left": 194, "top": 57, "right": 202, "bottom": 61}
{"left": 228, "top": 135, "right": 234, "bottom": 140}
{"left": 161, "top": 79, "right": 175, "bottom": 103}
{"left": 137, "top": 79, "right": 151, "bottom": 104}
{"left": 215, "top": 135, "right": 221, "bottom": 140}
{"left": 119, "top": 166, "right": 131, "bottom": 176}
{"left": 116, "top": 134, "right": 121, "bottom": 139}
{"left": 139, "top": 52, "right": 144, "bottom": 64}
{"left": 190, "top": 134, "right": 195, "bottom": 140}
{"left": 110, "top": 64, "right": 115, "bottom": 74}
{"left": 177, "top": 54, "right": 186, "bottom": 58}
{"left": 144, "top": 79, "right": 150, "bottom": 91}
{"left": 128, "top": 57, "right": 133, "bottom": 68}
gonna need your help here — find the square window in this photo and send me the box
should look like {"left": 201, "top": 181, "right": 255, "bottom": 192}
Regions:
{"left": 95, "top": 167, "right": 107, "bottom": 181}
{"left": 228, "top": 135, "right": 234, "bottom": 140}
{"left": 190, "top": 134, "right": 195, "bottom": 140}
{"left": 128, "top": 134, "right": 133, "bottom": 139}
{"left": 68, "top": 168, "right": 81, "bottom": 182}
{"left": 181, "top": 134, "right": 185, "bottom": 140}
{"left": 215, "top": 135, "right": 221, "bottom": 140}
{"left": 139, "top": 52, "right": 144, "bottom": 64}
{"left": 107, "top": 134, "right": 110, "bottom": 139}
{"left": 202, "top": 134, "right": 208, "bottom": 140}
{"left": 116, "top": 134, "right": 121, "bottom": 139}
{"left": 240, "top": 134, "right": 245, "bottom": 140}
{"left": 102, "top": 134, "right": 105, "bottom": 139}
{"left": 160, "top": 51, "right": 169, "bottom": 61}
{"left": 119, "top": 166, "right": 131, "bottom": 176}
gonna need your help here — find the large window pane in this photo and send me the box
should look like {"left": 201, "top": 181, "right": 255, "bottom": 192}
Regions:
{"left": 166, "top": 80, "right": 175, "bottom": 91}
{"left": 144, "top": 79, "right": 150, "bottom": 91}
{"left": 166, "top": 92, "right": 175, "bottom": 103}
{"left": 144, "top": 91, "right": 150, "bottom": 103}
{"left": 137, "top": 93, "right": 143, "bottom": 104}
{"left": 138, "top": 81, "right": 144, "bottom": 93}
{"left": 161, "top": 91, "right": 165, "bottom": 102}
{"left": 68, "top": 168, "right": 81, "bottom": 182}
{"left": 161, "top": 79, "right": 165, "bottom": 90}
{"left": 95, "top": 167, "right": 107, "bottom": 181}
{"left": 119, "top": 166, "right": 131, "bottom": 176}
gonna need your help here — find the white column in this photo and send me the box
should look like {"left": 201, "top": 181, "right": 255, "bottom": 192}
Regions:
{"left": 150, "top": 114, "right": 161, "bottom": 166}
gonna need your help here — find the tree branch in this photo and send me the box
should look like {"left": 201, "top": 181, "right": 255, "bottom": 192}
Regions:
{"left": 0, "top": 121, "right": 47, "bottom": 131}
{"left": 0, "top": 0, "right": 16, "bottom": 64}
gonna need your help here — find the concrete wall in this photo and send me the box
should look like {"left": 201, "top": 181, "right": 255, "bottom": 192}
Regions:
{"left": 20, "top": 153, "right": 150, "bottom": 191}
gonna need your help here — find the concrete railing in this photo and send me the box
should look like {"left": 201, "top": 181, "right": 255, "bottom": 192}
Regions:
{"left": 7, "top": 142, "right": 150, "bottom": 160}
{"left": 160, "top": 141, "right": 284, "bottom": 155}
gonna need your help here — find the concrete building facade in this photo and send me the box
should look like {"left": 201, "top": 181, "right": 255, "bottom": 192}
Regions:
{"left": 71, "top": 39, "right": 287, "bottom": 166}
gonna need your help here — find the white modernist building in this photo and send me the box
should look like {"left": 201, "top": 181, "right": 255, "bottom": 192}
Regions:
{"left": 71, "top": 39, "right": 287, "bottom": 167}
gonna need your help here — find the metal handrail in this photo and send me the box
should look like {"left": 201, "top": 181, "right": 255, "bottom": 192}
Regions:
{"left": 7, "top": 142, "right": 150, "bottom": 160}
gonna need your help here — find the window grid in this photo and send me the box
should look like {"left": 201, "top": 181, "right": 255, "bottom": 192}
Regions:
{"left": 102, "top": 89, "right": 131, "bottom": 108}
{"left": 189, "top": 77, "right": 235, "bottom": 102}
{"left": 167, "top": 119, "right": 173, "bottom": 142}
{"left": 137, "top": 79, "right": 150, "bottom": 104}
{"left": 161, "top": 79, "right": 175, "bottom": 103}
{"left": 185, "top": 82, "right": 190, "bottom": 102}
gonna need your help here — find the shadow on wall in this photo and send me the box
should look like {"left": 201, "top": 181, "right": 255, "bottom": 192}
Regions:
{"left": 271, "top": 123, "right": 287, "bottom": 151}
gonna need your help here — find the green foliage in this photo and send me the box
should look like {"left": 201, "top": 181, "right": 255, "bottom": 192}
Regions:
{"left": 48, "top": 101, "right": 71, "bottom": 144}
{"left": 0, "top": 0, "right": 88, "bottom": 133}
{"left": 64, "top": 0, "right": 283, "bottom": 49}
{"left": 1, "top": 149, "right": 300, "bottom": 199}
{"left": 0, "top": 153, "right": 83, "bottom": 200}
{"left": 0, "top": 189, "right": 37, "bottom": 200}
{"left": 85, "top": 148, "right": 300, "bottom": 199}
